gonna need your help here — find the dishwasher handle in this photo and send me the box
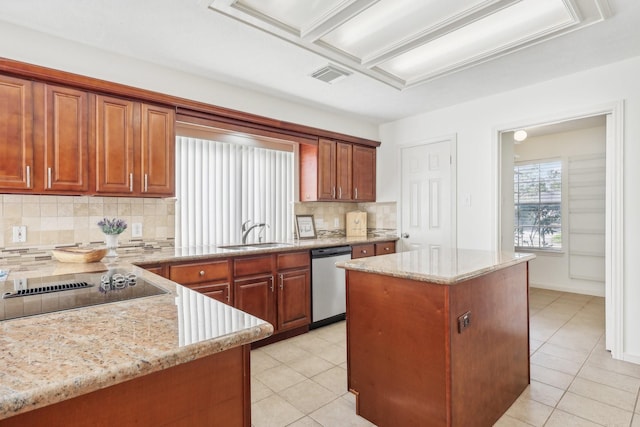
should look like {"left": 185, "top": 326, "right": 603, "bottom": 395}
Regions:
{"left": 311, "top": 246, "right": 352, "bottom": 258}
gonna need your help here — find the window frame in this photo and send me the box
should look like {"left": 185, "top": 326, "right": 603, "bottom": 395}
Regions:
{"left": 513, "top": 158, "right": 563, "bottom": 252}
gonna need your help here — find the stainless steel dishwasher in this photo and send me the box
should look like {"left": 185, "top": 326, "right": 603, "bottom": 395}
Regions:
{"left": 310, "top": 246, "right": 352, "bottom": 329}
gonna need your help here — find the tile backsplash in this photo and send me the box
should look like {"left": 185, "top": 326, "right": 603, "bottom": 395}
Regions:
{"left": 294, "top": 201, "right": 397, "bottom": 237}
{"left": 0, "top": 194, "right": 396, "bottom": 250}
{"left": 0, "top": 195, "right": 175, "bottom": 249}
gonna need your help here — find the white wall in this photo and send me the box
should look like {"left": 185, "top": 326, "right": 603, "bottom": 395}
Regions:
{"left": 379, "top": 55, "right": 640, "bottom": 361}
{"left": 512, "top": 126, "right": 606, "bottom": 296}
{"left": 0, "top": 21, "right": 378, "bottom": 141}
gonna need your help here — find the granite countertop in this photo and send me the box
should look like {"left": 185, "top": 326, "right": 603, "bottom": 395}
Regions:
{"left": 337, "top": 247, "right": 535, "bottom": 284}
{"left": 129, "top": 235, "right": 398, "bottom": 266}
{"left": 0, "top": 261, "right": 272, "bottom": 420}
{"left": 0, "top": 235, "right": 397, "bottom": 420}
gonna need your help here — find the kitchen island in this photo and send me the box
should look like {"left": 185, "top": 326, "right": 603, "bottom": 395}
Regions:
{"left": 337, "top": 248, "right": 535, "bottom": 427}
{"left": 0, "top": 261, "right": 272, "bottom": 426}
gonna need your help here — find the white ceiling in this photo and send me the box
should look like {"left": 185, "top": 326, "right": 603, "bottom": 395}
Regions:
{"left": 0, "top": 0, "right": 638, "bottom": 124}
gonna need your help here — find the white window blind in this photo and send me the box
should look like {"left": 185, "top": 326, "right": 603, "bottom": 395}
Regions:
{"left": 175, "top": 135, "right": 294, "bottom": 247}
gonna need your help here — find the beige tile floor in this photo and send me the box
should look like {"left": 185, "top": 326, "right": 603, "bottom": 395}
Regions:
{"left": 251, "top": 288, "right": 640, "bottom": 427}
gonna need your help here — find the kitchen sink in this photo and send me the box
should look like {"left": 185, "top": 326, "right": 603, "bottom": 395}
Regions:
{"left": 219, "top": 242, "right": 294, "bottom": 250}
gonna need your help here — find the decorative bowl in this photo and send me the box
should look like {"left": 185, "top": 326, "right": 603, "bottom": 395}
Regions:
{"left": 51, "top": 247, "right": 108, "bottom": 263}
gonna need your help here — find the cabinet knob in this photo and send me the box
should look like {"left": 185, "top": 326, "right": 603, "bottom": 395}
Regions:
{"left": 199, "top": 270, "right": 205, "bottom": 276}
{"left": 385, "top": 247, "right": 390, "bottom": 251}
{"left": 362, "top": 249, "right": 367, "bottom": 254}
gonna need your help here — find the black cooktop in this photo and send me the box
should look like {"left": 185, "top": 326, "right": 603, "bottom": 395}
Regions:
{"left": 0, "top": 268, "right": 168, "bottom": 321}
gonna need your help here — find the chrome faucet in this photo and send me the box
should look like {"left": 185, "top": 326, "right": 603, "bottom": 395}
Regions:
{"left": 242, "top": 221, "right": 269, "bottom": 244}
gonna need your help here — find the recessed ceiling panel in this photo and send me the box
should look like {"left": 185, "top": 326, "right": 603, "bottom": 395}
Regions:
{"left": 377, "top": 0, "right": 576, "bottom": 83}
{"left": 319, "top": 0, "right": 490, "bottom": 63}
{"left": 209, "top": 0, "right": 610, "bottom": 89}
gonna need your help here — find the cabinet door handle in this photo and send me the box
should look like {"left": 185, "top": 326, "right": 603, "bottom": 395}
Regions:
{"left": 129, "top": 173, "right": 133, "bottom": 192}
{"left": 279, "top": 274, "right": 284, "bottom": 290}
{"left": 26, "top": 165, "right": 31, "bottom": 188}
{"left": 199, "top": 270, "right": 205, "bottom": 276}
{"left": 269, "top": 277, "right": 274, "bottom": 292}
{"left": 144, "top": 174, "right": 148, "bottom": 192}
{"left": 338, "top": 187, "right": 342, "bottom": 199}
{"left": 47, "top": 167, "right": 52, "bottom": 189}
{"left": 355, "top": 187, "right": 358, "bottom": 199}
{"left": 332, "top": 186, "right": 336, "bottom": 199}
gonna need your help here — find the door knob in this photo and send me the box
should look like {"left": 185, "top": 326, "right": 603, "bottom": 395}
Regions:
{"left": 401, "top": 233, "right": 410, "bottom": 238}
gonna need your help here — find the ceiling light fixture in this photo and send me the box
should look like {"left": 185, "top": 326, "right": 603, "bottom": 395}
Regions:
{"left": 513, "top": 130, "right": 528, "bottom": 142}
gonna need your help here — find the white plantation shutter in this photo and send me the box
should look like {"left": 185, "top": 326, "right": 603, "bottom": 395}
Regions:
{"left": 176, "top": 135, "right": 294, "bottom": 247}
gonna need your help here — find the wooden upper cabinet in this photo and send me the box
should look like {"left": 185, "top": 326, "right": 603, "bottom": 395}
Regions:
{"left": 94, "top": 94, "right": 136, "bottom": 194}
{"left": 317, "top": 138, "right": 336, "bottom": 200}
{"left": 38, "top": 84, "right": 89, "bottom": 193}
{"left": 319, "top": 139, "right": 353, "bottom": 201}
{"left": 336, "top": 142, "right": 353, "bottom": 200}
{"left": 353, "top": 145, "right": 376, "bottom": 202}
{"left": 94, "top": 95, "right": 175, "bottom": 197}
{"left": 140, "top": 104, "right": 175, "bottom": 196}
{"left": 0, "top": 75, "right": 34, "bottom": 190}
{"left": 299, "top": 138, "right": 375, "bottom": 202}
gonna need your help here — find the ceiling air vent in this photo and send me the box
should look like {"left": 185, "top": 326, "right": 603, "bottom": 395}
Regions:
{"left": 310, "top": 65, "right": 351, "bottom": 84}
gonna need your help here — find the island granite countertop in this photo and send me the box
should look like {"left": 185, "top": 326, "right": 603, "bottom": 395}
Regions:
{"left": 336, "top": 247, "right": 535, "bottom": 284}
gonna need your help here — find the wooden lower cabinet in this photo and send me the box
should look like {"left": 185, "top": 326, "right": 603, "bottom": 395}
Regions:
{"left": 234, "top": 251, "right": 310, "bottom": 339}
{"left": 189, "top": 281, "right": 231, "bottom": 304}
{"left": 1, "top": 345, "right": 252, "bottom": 427}
{"left": 234, "top": 273, "right": 276, "bottom": 327}
{"left": 277, "top": 268, "right": 310, "bottom": 331}
{"left": 141, "top": 250, "right": 312, "bottom": 341}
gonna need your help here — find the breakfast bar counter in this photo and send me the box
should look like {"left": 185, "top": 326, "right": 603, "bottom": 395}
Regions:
{"left": 337, "top": 248, "right": 534, "bottom": 427}
{"left": 0, "top": 261, "right": 272, "bottom": 426}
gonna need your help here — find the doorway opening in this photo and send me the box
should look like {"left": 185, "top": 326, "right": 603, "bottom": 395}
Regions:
{"left": 496, "top": 103, "right": 624, "bottom": 360}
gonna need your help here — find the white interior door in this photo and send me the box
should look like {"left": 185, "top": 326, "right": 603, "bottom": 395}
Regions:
{"left": 400, "top": 139, "right": 455, "bottom": 252}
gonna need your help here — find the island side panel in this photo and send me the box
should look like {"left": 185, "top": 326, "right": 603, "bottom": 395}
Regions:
{"left": 1, "top": 345, "right": 252, "bottom": 427}
{"left": 449, "top": 262, "right": 530, "bottom": 427}
{"left": 346, "top": 270, "right": 451, "bottom": 427}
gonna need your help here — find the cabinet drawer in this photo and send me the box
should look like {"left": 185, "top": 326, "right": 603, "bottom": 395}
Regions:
{"left": 169, "top": 259, "right": 230, "bottom": 285}
{"left": 375, "top": 241, "right": 396, "bottom": 256}
{"left": 234, "top": 255, "right": 273, "bottom": 277}
{"left": 352, "top": 244, "right": 375, "bottom": 259}
{"left": 276, "top": 251, "right": 310, "bottom": 270}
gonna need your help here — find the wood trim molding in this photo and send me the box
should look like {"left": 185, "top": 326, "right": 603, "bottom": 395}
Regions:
{"left": 0, "top": 57, "right": 380, "bottom": 148}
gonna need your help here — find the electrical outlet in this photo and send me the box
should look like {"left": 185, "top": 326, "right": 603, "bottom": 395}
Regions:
{"left": 132, "top": 223, "right": 143, "bottom": 238}
{"left": 13, "top": 278, "right": 27, "bottom": 290}
{"left": 12, "top": 226, "right": 26, "bottom": 243}
{"left": 457, "top": 311, "right": 471, "bottom": 333}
